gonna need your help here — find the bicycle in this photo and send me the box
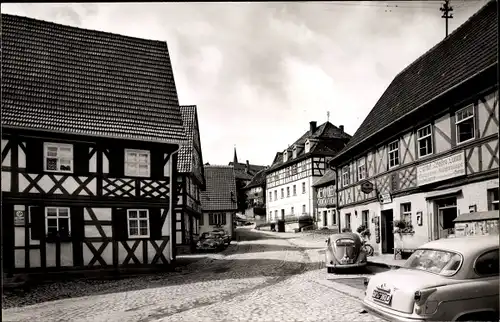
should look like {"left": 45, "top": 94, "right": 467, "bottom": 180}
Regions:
{"left": 361, "top": 240, "right": 374, "bottom": 257}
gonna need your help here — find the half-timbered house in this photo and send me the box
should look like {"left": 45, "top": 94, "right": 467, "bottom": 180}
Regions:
{"left": 312, "top": 169, "right": 338, "bottom": 230}
{"left": 175, "top": 105, "right": 205, "bottom": 254}
{"left": 1, "top": 14, "right": 186, "bottom": 276}
{"left": 200, "top": 165, "right": 238, "bottom": 238}
{"left": 242, "top": 168, "right": 268, "bottom": 220}
{"left": 266, "top": 121, "right": 351, "bottom": 231}
{"left": 330, "top": 1, "right": 498, "bottom": 257}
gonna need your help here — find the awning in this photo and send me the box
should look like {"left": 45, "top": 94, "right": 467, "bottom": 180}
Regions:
{"left": 425, "top": 188, "right": 462, "bottom": 200}
{"left": 454, "top": 210, "right": 499, "bottom": 223}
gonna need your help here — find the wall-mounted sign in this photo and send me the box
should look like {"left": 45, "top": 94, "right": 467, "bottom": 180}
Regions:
{"left": 416, "top": 211, "right": 423, "bottom": 226}
{"left": 469, "top": 205, "right": 477, "bottom": 213}
{"left": 417, "top": 151, "right": 466, "bottom": 186}
{"left": 318, "top": 197, "right": 336, "bottom": 207}
{"left": 378, "top": 193, "right": 392, "bottom": 204}
{"left": 14, "top": 210, "right": 25, "bottom": 226}
{"left": 360, "top": 180, "right": 374, "bottom": 194}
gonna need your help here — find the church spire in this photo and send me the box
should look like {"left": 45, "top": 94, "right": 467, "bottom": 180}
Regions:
{"left": 233, "top": 145, "right": 238, "bottom": 164}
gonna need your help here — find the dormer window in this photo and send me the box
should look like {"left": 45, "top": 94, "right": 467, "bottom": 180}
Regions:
{"left": 283, "top": 150, "right": 288, "bottom": 163}
{"left": 292, "top": 145, "right": 297, "bottom": 159}
{"left": 304, "top": 140, "right": 311, "bottom": 153}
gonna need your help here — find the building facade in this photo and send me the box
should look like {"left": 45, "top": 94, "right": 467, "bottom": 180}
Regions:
{"left": 242, "top": 168, "right": 267, "bottom": 220}
{"left": 1, "top": 14, "right": 187, "bottom": 275}
{"left": 331, "top": 1, "right": 498, "bottom": 257}
{"left": 266, "top": 121, "right": 351, "bottom": 231}
{"left": 312, "top": 169, "right": 338, "bottom": 230}
{"left": 174, "top": 105, "right": 206, "bottom": 254}
{"left": 200, "top": 165, "right": 238, "bottom": 238}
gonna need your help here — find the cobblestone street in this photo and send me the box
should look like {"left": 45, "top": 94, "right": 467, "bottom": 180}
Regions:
{"left": 3, "top": 227, "right": 385, "bottom": 322}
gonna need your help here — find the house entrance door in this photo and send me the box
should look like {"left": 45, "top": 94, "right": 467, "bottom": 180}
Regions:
{"left": 436, "top": 197, "right": 457, "bottom": 239}
{"left": 323, "top": 211, "right": 328, "bottom": 226}
{"left": 380, "top": 209, "right": 394, "bottom": 254}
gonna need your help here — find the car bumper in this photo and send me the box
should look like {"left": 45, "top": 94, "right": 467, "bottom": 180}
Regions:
{"left": 325, "top": 262, "right": 367, "bottom": 268}
{"left": 362, "top": 299, "right": 427, "bottom": 322}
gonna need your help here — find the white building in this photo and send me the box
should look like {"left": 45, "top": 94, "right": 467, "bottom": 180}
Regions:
{"left": 266, "top": 121, "right": 351, "bottom": 231}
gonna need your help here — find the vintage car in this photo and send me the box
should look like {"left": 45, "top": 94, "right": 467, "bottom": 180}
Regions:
{"left": 362, "top": 235, "right": 499, "bottom": 322}
{"left": 196, "top": 232, "right": 225, "bottom": 252}
{"left": 325, "top": 232, "right": 367, "bottom": 273}
{"left": 211, "top": 228, "right": 231, "bottom": 245}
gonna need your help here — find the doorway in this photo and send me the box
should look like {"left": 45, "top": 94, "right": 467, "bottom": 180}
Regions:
{"left": 281, "top": 209, "right": 285, "bottom": 220}
{"left": 323, "top": 211, "right": 328, "bottom": 226}
{"left": 435, "top": 197, "right": 457, "bottom": 239}
{"left": 380, "top": 209, "right": 394, "bottom": 254}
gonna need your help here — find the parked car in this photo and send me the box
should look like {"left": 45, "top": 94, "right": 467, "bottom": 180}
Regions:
{"left": 196, "top": 232, "right": 225, "bottom": 252}
{"left": 325, "top": 232, "right": 367, "bottom": 273}
{"left": 211, "top": 228, "right": 231, "bottom": 245}
{"left": 362, "top": 235, "right": 499, "bottom": 322}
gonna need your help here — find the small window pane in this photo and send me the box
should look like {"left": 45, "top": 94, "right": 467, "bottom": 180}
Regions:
{"left": 47, "top": 218, "right": 58, "bottom": 227}
{"left": 129, "top": 211, "right": 138, "bottom": 219}
{"left": 139, "top": 211, "right": 148, "bottom": 218}
{"left": 59, "top": 147, "right": 72, "bottom": 157}
{"left": 58, "top": 218, "right": 69, "bottom": 232}
{"left": 47, "top": 158, "right": 58, "bottom": 170}
{"left": 47, "top": 208, "right": 58, "bottom": 216}
{"left": 129, "top": 220, "right": 138, "bottom": 228}
{"left": 139, "top": 219, "right": 148, "bottom": 229}
{"left": 140, "top": 227, "right": 148, "bottom": 236}
{"left": 139, "top": 154, "right": 149, "bottom": 163}
{"left": 59, "top": 208, "right": 69, "bottom": 216}
{"left": 47, "top": 226, "right": 58, "bottom": 234}
{"left": 47, "top": 148, "right": 58, "bottom": 157}
{"left": 129, "top": 227, "right": 138, "bottom": 236}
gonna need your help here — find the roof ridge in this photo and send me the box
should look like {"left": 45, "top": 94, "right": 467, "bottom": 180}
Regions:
{"left": 1, "top": 13, "right": 168, "bottom": 44}
{"left": 391, "top": 0, "right": 496, "bottom": 81}
{"left": 205, "top": 164, "right": 234, "bottom": 168}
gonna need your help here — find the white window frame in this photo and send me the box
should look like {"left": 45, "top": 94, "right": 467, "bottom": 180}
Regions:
{"left": 401, "top": 203, "right": 412, "bottom": 224}
{"left": 281, "top": 188, "right": 284, "bottom": 199}
{"left": 45, "top": 207, "right": 71, "bottom": 236}
{"left": 269, "top": 192, "right": 272, "bottom": 202}
{"left": 456, "top": 104, "right": 475, "bottom": 145}
{"left": 287, "top": 186, "right": 290, "bottom": 197}
{"left": 127, "top": 209, "right": 150, "bottom": 238}
{"left": 293, "top": 185, "right": 297, "bottom": 196}
{"left": 304, "top": 140, "right": 311, "bottom": 154}
{"left": 44, "top": 143, "right": 74, "bottom": 173}
{"left": 417, "top": 124, "right": 433, "bottom": 158}
{"left": 292, "top": 146, "right": 297, "bottom": 159}
{"left": 388, "top": 140, "right": 400, "bottom": 168}
{"left": 342, "top": 166, "right": 350, "bottom": 187}
{"left": 487, "top": 188, "right": 499, "bottom": 211}
{"left": 125, "top": 149, "right": 151, "bottom": 177}
{"left": 357, "top": 158, "right": 366, "bottom": 181}
{"left": 274, "top": 190, "right": 277, "bottom": 200}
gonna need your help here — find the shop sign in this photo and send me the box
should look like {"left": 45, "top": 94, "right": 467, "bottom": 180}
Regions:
{"left": 14, "top": 210, "right": 25, "bottom": 226}
{"left": 378, "top": 193, "right": 392, "bottom": 204}
{"left": 360, "top": 180, "right": 374, "bottom": 194}
{"left": 417, "top": 151, "right": 466, "bottom": 186}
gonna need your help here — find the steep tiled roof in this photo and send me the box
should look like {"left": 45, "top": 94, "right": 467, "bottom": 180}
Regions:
{"left": 1, "top": 14, "right": 186, "bottom": 144}
{"left": 178, "top": 105, "right": 196, "bottom": 173}
{"left": 312, "top": 169, "right": 336, "bottom": 187}
{"left": 244, "top": 168, "right": 268, "bottom": 189}
{"left": 268, "top": 122, "right": 351, "bottom": 171}
{"left": 334, "top": 0, "right": 498, "bottom": 160}
{"left": 201, "top": 165, "right": 238, "bottom": 211}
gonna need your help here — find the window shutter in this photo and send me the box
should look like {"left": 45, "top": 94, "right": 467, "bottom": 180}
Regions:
{"left": 26, "top": 140, "right": 44, "bottom": 173}
{"left": 112, "top": 208, "right": 128, "bottom": 241}
{"left": 70, "top": 207, "right": 84, "bottom": 241}
{"left": 151, "top": 150, "right": 164, "bottom": 179}
{"left": 30, "top": 206, "right": 45, "bottom": 240}
{"left": 109, "top": 147, "right": 124, "bottom": 177}
{"left": 149, "top": 208, "right": 162, "bottom": 239}
{"left": 73, "top": 143, "right": 89, "bottom": 175}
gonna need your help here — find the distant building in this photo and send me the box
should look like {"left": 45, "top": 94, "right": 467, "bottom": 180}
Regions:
{"left": 242, "top": 168, "right": 268, "bottom": 220}
{"left": 312, "top": 169, "right": 338, "bottom": 230}
{"left": 200, "top": 165, "right": 238, "bottom": 238}
{"left": 174, "top": 105, "right": 206, "bottom": 254}
{"left": 331, "top": 1, "right": 498, "bottom": 258}
{"left": 228, "top": 148, "right": 267, "bottom": 213}
{"left": 266, "top": 121, "right": 351, "bottom": 231}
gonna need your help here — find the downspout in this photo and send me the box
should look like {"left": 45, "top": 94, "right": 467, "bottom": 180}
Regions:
{"left": 169, "top": 144, "right": 181, "bottom": 262}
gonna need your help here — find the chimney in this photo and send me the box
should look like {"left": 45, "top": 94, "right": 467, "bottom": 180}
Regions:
{"left": 310, "top": 121, "right": 317, "bottom": 133}
{"left": 339, "top": 125, "right": 344, "bottom": 133}
{"left": 246, "top": 160, "right": 250, "bottom": 173}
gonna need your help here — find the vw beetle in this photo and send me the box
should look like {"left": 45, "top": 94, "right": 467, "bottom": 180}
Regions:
{"left": 325, "top": 232, "right": 367, "bottom": 273}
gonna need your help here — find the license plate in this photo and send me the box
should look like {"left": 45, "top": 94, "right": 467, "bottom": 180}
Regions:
{"left": 372, "top": 290, "right": 392, "bottom": 304}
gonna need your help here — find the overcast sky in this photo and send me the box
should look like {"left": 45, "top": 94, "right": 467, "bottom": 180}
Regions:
{"left": 1, "top": 1, "right": 487, "bottom": 166}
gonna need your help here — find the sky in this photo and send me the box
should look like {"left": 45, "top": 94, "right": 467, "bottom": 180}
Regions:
{"left": 1, "top": 1, "right": 488, "bottom": 166}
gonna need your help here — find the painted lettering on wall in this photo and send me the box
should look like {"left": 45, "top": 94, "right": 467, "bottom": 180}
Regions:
{"left": 417, "top": 151, "right": 466, "bottom": 186}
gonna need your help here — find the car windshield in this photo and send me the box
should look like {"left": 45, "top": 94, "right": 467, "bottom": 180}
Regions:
{"left": 404, "top": 249, "right": 463, "bottom": 276}
{"left": 335, "top": 238, "right": 355, "bottom": 246}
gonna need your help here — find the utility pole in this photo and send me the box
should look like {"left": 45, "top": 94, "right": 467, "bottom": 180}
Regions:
{"left": 440, "top": 0, "right": 454, "bottom": 38}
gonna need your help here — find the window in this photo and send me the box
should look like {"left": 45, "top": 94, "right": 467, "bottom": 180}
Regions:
{"left": 405, "top": 249, "right": 462, "bottom": 276}
{"left": 319, "top": 188, "right": 324, "bottom": 198}
{"left": 388, "top": 140, "right": 400, "bottom": 168}
{"left": 345, "top": 213, "right": 351, "bottom": 230}
{"left": 269, "top": 192, "right": 272, "bottom": 202}
{"left": 357, "top": 158, "right": 366, "bottom": 181}
{"left": 283, "top": 150, "right": 288, "bottom": 163}
{"left": 45, "top": 207, "right": 71, "bottom": 237}
{"left": 44, "top": 143, "right": 73, "bottom": 173}
{"left": 274, "top": 190, "right": 277, "bottom": 200}
{"left": 302, "top": 204, "right": 306, "bottom": 214}
{"left": 125, "top": 149, "right": 150, "bottom": 177}
{"left": 291, "top": 207, "right": 294, "bottom": 215}
{"left": 487, "top": 188, "right": 499, "bottom": 211}
{"left": 274, "top": 210, "right": 278, "bottom": 220}
{"left": 292, "top": 146, "right": 297, "bottom": 158}
{"left": 199, "top": 213, "right": 204, "bottom": 225}
{"left": 332, "top": 210, "right": 337, "bottom": 225}
{"left": 293, "top": 185, "right": 297, "bottom": 196}
{"left": 208, "top": 213, "right": 227, "bottom": 225}
{"left": 361, "top": 210, "right": 369, "bottom": 228}
{"left": 269, "top": 211, "right": 272, "bottom": 220}
{"left": 305, "top": 140, "right": 311, "bottom": 153}
{"left": 127, "top": 209, "right": 150, "bottom": 238}
{"left": 400, "top": 203, "right": 412, "bottom": 224}
{"left": 281, "top": 188, "right": 284, "bottom": 199}
{"left": 474, "top": 249, "right": 499, "bottom": 276}
{"left": 456, "top": 105, "right": 475, "bottom": 144}
{"left": 417, "top": 125, "right": 433, "bottom": 158}
{"left": 302, "top": 182, "right": 306, "bottom": 193}
{"left": 342, "top": 166, "right": 350, "bottom": 187}
{"left": 287, "top": 187, "right": 290, "bottom": 197}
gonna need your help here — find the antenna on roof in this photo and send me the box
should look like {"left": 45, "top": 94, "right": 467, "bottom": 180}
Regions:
{"left": 327, "top": 111, "right": 330, "bottom": 122}
{"left": 440, "top": 0, "right": 453, "bottom": 38}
